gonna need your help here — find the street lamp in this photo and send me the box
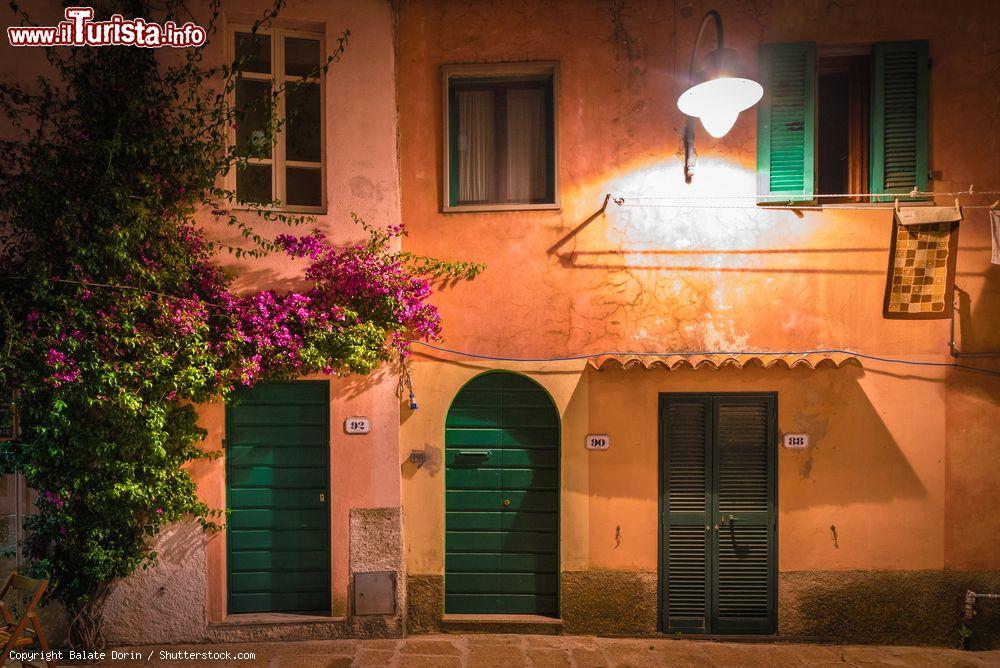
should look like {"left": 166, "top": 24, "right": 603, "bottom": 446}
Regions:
{"left": 679, "top": 9, "right": 763, "bottom": 181}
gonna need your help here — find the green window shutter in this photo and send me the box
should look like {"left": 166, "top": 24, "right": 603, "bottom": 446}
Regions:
{"left": 757, "top": 42, "right": 816, "bottom": 203}
{"left": 663, "top": 398, "right": 712, "bottom": 633}
{"left": 870, "top": 41, "right": 929, "bottom": 199}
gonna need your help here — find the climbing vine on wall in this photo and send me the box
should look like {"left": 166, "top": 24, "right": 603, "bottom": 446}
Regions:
{"left": 0, "top": 0, "right": 480, "bottom": 649}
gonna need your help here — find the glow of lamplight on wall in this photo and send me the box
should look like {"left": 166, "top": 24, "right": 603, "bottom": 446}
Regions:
{"left": 601, "top": 159, "right": 814, "bottom": 265}
{"left": 589, "top": 159, "right": 815, "bottom": 349}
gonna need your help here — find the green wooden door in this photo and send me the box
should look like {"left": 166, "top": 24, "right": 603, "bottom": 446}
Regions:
{"left": 445, "top": 372, "right": 559, "bottom": 616}
{"left": 226, "top": 381, "right": 330, "bottom": 614}
{"left": 660, "top": 394, "right": 776, "bottom": 634}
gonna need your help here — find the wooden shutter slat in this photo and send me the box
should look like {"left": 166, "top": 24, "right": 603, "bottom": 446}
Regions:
{"left": 757, "top": 42, "right": 816, "bottom": 203}
{"left": 870, "top": 41, "right": 929, "bottom": 199}
{"left": 664, "top": 399, "right": 711, "bottom": 632}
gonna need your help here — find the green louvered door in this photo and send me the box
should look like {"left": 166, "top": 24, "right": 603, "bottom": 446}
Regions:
{"left": 226, "top": 381, "right": 330, "bottom": 614}
{"left": 711, "top": 397, "right": 776, "bottom": 634}
{"left": 445, "top": 372, "right": 559, "bottom": 616}
{"left": 661, "top": 394, "right": 776, "bottom": 634}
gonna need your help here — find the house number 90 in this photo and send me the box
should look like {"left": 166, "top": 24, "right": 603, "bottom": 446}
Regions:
{"left": 586, "top": 434, "right": 610, "bottom": 450}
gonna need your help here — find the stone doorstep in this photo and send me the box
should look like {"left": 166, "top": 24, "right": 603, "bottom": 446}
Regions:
{"left": 207, "top": 612, "right": 405, "bottom": 643}
{"left": 441, "top": 614, "right": 563, "bottom": 635}
{"left": 212, "top": 613, "right": 349, "bottom": 627}
{"left": 208, "top": 614, "right": 347, "bottom": 643}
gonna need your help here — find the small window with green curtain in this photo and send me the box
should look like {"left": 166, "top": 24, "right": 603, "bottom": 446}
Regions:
{"left": 443, "top": 63, "right": 558, "bottom": 212}
{"left": 757, "top": 41, "right": 928, "bottom": 204}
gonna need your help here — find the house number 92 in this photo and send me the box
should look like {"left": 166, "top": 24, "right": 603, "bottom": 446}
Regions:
{"left": 344, "top": 417, "right": 371, "bottom": 435}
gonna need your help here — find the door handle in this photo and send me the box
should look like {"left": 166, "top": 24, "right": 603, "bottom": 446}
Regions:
{"left": 319, "top": 493, "right": 326, "bottom": 503}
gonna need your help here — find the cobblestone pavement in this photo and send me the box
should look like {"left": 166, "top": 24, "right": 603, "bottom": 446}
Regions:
{"left": 62, "top": 634, "right": 1000, "bottom": 667}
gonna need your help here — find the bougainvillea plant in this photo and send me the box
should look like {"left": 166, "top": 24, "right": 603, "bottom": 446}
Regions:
{"left": 0, "top": 0, "right": 480, "bottom": 649}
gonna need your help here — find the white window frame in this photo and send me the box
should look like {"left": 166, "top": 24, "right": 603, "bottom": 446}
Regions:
{"left": 442, "top": 61, "right": 560, "bottom": 213}
{"left": 228, "top": 24, "right": 327, "bottom": 214}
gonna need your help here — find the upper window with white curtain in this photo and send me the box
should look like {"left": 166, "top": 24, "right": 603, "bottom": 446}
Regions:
{"left": 443, "top": 63, "right": 558, "bottom": 212}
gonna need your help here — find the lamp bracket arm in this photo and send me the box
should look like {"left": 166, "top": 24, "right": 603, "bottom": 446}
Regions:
{"left": 689, "top": 9, "right": 725, "bottom": 83}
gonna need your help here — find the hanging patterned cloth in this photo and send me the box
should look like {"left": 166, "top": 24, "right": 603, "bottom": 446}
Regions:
{"left": 883, "top": 206, "right": 962, "bottom": 319}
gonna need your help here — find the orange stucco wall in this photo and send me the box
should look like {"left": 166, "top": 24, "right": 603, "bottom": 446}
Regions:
{"left": 395, "top": 0, "right": 1000, "bottom": 581}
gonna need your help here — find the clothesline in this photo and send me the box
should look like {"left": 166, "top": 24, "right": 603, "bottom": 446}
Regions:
{"left": 612, "top": 201, "right": 997, "bottom": 211}
{"left": 610, "top": 187, "right": 1000, "bottom": 201}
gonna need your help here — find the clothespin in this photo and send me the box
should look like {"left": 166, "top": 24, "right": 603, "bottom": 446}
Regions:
{"left": 894, "top": 197, "right": 901, "bottom": 213}
{"left": 908, "top": 186, "right": 920, "bottom": 198}
{"left": 968, "top": 184, "right": 975, "bottom": 196}
{"left": 990, "top": 200, "right": 1000, "bottom": 210}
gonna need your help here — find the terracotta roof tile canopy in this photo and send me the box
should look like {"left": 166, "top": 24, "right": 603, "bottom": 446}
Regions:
{"left": 588, "top": 352, "right": 861, "bottom": 371}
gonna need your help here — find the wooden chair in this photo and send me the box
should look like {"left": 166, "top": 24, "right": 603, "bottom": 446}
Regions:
{"left": 0, "top": 572, "right": 54, "bottom": 667}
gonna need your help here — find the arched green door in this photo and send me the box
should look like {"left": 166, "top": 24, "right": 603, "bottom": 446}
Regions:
{"left": 445, "top": 372, "right": 559, "bottom": 615}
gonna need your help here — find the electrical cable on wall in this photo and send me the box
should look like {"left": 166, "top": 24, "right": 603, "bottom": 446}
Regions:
{"left": 411, "top": 341, "right": 1000, "bottom": 378}
{"left": 606, "top": 185, "right": 1000, "bottom": 211}
{"left": 615, "top": 202, "right": 998, "bottom": 211}
{"left": 8, "top": 276, "right": 997, "bottom": 376}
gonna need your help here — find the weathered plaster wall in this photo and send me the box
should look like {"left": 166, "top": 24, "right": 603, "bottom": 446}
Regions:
{"left": 399, "top": 0, "right": 1000, "bottom": 354}
{"left": 395, "top": 0, "right": 1000, "bottom": 642}
{"left": 561, "top": 570, "right": 658, "bottom": 635}
{"left": 102, "top": 521, "right": 209, "bottom": 645}
{"left": 397, "top": 0, "right": 1000, "bottom": 363}
{"left": 779, "top": 570, "right": 1000, "bottom": 648}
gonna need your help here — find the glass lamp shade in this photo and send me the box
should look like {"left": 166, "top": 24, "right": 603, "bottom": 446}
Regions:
{"left": 677, "top": 48, "right": 763, "bottom": 138}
